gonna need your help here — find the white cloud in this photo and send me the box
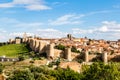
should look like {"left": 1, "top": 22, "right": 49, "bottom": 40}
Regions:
{"left": 72, "top": 21, "right": 120, "bottom": 40}
{"left": 9, "top": 32, "right": 34, "bottom": 37}
{"left": 49, "top": 14, "right": 84, "bottom": 26}
{"left": 99, "top": 26, "right": 108, "bottom": 32}
{"left": 73, "top": 21, "right": 120, "bottom": 34}
{"left": 0, "top": 3, "right": 13, "bottom": 8}
{"left": 0, "top": 0, "right": 51, "bottom": 10}
{"left": 72, "top": 28, "right": 94, "bottom": 34}
{"left": 107, "top": 21, "right": 120, "bottom": 28}
{"left": 36, "top": 28, "right": 67, "bottom": 38}
{"left": 101, "top": 21, "right": 120, "bottom": 32}
{"left": 0, "top": 28, "right": 67, "bottom": 42}
{"left": 13, "top": 0, "right": 40, "bottom": 4}
{"left": 0, "top": 32, "right": 34, "bottom": 42}
{"left": 26, "top": 4, "right": 51, "bottom": 10}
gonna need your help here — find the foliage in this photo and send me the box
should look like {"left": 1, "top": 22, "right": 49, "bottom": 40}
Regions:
{"left": 29, "top": 66, "right": 56, "bottom": 80}
{"left": 55, "top": 44, "right": 65, "bottom": 50}
{"left": 0, "top": 42, "right": 7, "bottom": 46}
{"left": 55, "top": 57, "right": 61, "bottom": 66}
{"left": 50, "top": 67, "right": 82, "bottom": 80}
{"left": 29, "top": 60, "right": 34, "bottom": 63}
{"left": 6, "top": 62, "right": 120, "bottom": 80}
{"left": 18, "top": 55, "right": 25, "bottom": 61}
{"left": 48, "top": 57, "right": 61, "bottom": 67}
{"left": 7, "top": 65, "right": 82, "bottom": 80}
{"left": 7, "top": 69, "right": 34, "bottom": 80}
{"left": 71, "top": 46, "right": 80, "bottom": 53}
{"left": 29, "top": 51, "right": 47, "bottom": 60}
{"left": 77, "top": 59, "right": 83, "bottom": 63}
{"left": 82, "top": 62, "right": 120, "bottom": 80}
{"left": 0, "top": 63, "right": 4, "bottom": 74}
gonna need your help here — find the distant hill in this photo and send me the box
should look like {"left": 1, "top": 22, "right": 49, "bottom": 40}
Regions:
{"left": 0, "top": 44, "right": 30, "bottom": 58}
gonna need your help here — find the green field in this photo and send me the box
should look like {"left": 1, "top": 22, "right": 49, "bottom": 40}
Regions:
{"left": 0, "top": 44, "right": 30, "bottom": 58}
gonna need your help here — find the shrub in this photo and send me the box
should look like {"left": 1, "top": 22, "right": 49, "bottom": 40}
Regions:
{"left": 18, "top": 55, "right": 25, "bottom": 61}
{"left": 0, "top": 63, "right": 4, "bottom": 74}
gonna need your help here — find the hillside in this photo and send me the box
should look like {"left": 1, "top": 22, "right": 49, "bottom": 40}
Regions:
{"left": 0, "top": 44, "right": 30, "bottom": 58}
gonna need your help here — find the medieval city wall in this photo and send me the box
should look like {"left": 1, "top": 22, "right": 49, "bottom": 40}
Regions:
{"left": 88, "top": 55, "right": 98, "bottom": 61}
{"left": 15, "top": 37, "right": 118, "bottom": 62}
{"left": 71, "top": 52, "right": 80, "bottom": 60}
{"left": 54, "top": 49, "right": 64, "bottom": 58}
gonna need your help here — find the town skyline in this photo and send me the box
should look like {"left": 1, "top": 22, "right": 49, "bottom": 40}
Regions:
{"left": 0, "top": 0, "right": 120, "bottom": 42}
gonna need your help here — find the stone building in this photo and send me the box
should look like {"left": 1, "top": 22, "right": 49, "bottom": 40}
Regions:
{"left": 15, "top": 37, "right": 22, "bottom": 44}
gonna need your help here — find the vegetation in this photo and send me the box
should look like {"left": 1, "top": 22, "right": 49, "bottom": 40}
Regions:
{"left": 0, "top": 63, "right": 4, "bottom": 74}
{"left": 0, "top": 44, "right": 30, "bottom": 57}
{"left": 71, "top": 46, "right": 80, "bottom": 53}
{"left": 48, "top": 57, "right": 61, "bottom": 67}
{"left": 29, "top": 51, "right": 47, "bottom": 60}
{"left": 55, "top": 44, "right": 80, "bottom": 53}
{"left": 6, "top": 62, "right": 120, "bottom": 80}
{"left": 18, "top": 55, "right": 25, "bottom": 61}
{"left": 7, "top": 66, "right": 82, "bottom": 80}
{"left": 51, "top": 67, "right": 82, "bottom": 80}
{"left": 7, "top": 69, "right": 34, "bottom": 80}
{"left": 1, "top": 43, "right": 120, "bottom": 80}
{"left": 82, "top": 62, "right": 120, "bottom": 80}
{"left": 0, "top": 42, "right": 7, "bottom": 46}
{"left": 55, "top": 44, "right": 65, "bottom": 50}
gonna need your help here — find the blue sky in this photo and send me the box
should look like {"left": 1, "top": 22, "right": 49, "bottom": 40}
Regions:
{"left": 0, "top": 0, "right": 120, "bottom": 42}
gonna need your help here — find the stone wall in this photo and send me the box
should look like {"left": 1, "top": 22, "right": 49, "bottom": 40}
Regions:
{"left": 89, "top": 55, "right": 98, "bottom": 61}
{"left": 26, "top": 38, "right": 79, "bottom": 61}
{"left": 54, "top": 49, "right": 64, "bottom": 58}
{"left": 23, "top": 38, "right": 119, "bottom": 62}
{"left": 71, "top": 52, "right": 80, "bottom": 60}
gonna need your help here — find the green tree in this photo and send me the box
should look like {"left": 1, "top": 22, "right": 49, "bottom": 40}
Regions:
{"left": 55, "top": 44, "right": 65, "bottom": 50}
{"left": 7, "top": 69, "right": 34, "bottom": 80}
{"left": 82, "top": 62, "right": 120, "bottom": 80}
{"left": 29, "top": 66, "right": 56, "bottom": 80}
{"left": 50, "top": 67, "right": 82, "bottom": 80}
{"left": 71, "top": 46, "right": 80, "bottom": 53}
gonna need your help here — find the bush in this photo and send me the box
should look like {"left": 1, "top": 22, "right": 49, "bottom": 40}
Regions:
{"left": 7, "top": 69, "right": 34, "bottom": 80}
{"left": 71, "top": 46, "right": 80, "bottom": 53}
{"left": 0, "top": 63, "right": 4, "bottom": 74}
{"left": 29, "top": 60, "right": 34, "bottom": 63}
{"left": 50, "top": 67, "right": 82, "bottom": 80}
{"left": 77, "top": 59, "right": 83, "bottom": 63}
{"left": 18, "top": 55, "right": 25, "bottom": 61}
{"left": 55, "top": 44, "right": 65, "bottom": 50}
{"left": 82, "top": 62, "right": 120, "bottom": 80}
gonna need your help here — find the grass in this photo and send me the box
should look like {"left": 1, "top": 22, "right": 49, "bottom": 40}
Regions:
{"left": 0, "top": 44, "right": 30, "bottom": 58}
